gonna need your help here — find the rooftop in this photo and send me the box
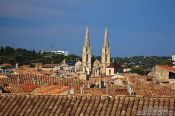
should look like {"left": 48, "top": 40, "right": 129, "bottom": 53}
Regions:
{"left": 0, "top": 94, "right": 174, "bottom": 115}
{"left": 157, "top": 65, "right": 175, "bottom": 72}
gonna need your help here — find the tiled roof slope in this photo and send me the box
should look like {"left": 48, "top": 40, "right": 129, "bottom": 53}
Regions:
{"left": 132, "top": 80, "right": 175, "bottom": 96}
{"left": 2, "top": 84, "right": 40, "bottom": 93}
{"left": 157, "top": 65, "right": 175, "bottom": 72}
{"left": 0, "top": 74, "right": 94, "bottom": 87}
{"left": 127, "top": 76, "right": 175, "bottom": 96}
{"left": 31, "top": 85, "right": 69, "bottom": 94}
{"left": 83, "top": 88, "right": 129, "bottom": 96}
{"left": 0, "top": 94, "right": 175, "bottom": 116}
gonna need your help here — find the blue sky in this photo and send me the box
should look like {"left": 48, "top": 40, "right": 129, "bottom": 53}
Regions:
{"left": 0, "top": 0, "right": 175, "bottom": 57}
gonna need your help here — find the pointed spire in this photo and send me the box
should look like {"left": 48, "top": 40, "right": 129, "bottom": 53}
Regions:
{"left": 103, "top": 26, "right": 109, "bottom": 48}
{"left": 84, "top": 26, "right": 90, "bottom": 47}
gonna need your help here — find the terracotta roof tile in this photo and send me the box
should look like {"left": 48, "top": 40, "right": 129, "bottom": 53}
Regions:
{"left": 157, "top": 65, "right": 175, "bottom": 72}
{"left": 0, "top": 74, "right": 95, "bottom": 87}
{"left": 83, "top": 88, "right": 129, "bottom": 96}
{"left": 1, "top": 94, "right": 174, "bottom": 115}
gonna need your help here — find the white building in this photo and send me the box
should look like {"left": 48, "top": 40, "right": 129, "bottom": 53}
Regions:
{"left": 172, "top": 55, "right": 175, "bottom": 66}
{"left": 172, "top": 55, "right": 175, "bottom": 61}
{"left": 50, "top": 50, "right": 68, "bottom": 56}
{"left": 41, "top": 50, "right": 68, "bottom": 56}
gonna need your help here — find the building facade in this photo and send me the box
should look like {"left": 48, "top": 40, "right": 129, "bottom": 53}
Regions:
{"left": 172, "top": 55, "right": 175, "bottom": 67}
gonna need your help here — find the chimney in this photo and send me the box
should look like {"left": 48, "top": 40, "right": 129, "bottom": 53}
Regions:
{"left": 80, "top": 85, "right": 84, "bottom": 94}
{"left": 127, "top": 84, "right": 133, "bottom": 95}
{"left": 67, "top": 86, "right": 70, "bottom": 95}
{"left": 127, "top": 77, "right": 134, "bottom": 95}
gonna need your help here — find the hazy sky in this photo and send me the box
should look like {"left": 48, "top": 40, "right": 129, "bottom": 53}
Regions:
{"left": 0, "top": 0, "right": 175, "bottom": 56}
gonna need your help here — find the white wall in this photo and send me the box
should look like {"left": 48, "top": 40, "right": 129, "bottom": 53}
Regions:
{"left": 106, "top": 68, "right": 114, "bottom": 75}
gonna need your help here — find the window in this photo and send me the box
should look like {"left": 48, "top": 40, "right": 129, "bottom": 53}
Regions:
{"left": 169, "top": 72, "right": 175, "bottom": 79}
{"left": 109, "top": 69, "right": 111, "bottom": 75}
{"left": 110, "top": 82, "right": 114, "bottom": 84}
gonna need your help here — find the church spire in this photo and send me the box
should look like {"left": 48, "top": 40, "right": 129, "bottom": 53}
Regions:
{"left": 82, "top": 26, "right": 91, "bottom": 75}
{"left": 103, "top": 27, "right": 109, "bottom": 48}
{"left": 84, "top": 26, "right": 90, "bottom": 47}
{"left": 101, "top": 26, "right": 111, "bottom": 75}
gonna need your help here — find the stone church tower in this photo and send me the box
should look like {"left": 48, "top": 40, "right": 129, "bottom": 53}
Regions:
{"left": 101, "top": 27, "right": 111, "bottom": 75}
{"left": 82, "top": 26, "right": 91, "bottom": 74}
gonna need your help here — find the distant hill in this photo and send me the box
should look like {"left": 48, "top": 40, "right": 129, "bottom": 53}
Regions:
{"left": 0, "top": 46, "right": 80, "bottom": 66}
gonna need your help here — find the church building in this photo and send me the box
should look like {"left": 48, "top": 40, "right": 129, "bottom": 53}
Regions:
{"left": 82, "top": 26, "right": 111, "bottom": 76}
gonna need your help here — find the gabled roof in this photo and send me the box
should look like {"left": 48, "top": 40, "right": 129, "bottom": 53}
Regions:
{"left": 93, "top": 59, "right": 101, "bottom": 67}
{"left": 75, "top": 60, "right": 82, "bottom": 66}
